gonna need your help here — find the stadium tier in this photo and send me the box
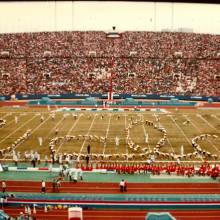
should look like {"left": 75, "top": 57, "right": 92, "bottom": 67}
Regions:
{"left": 0, "top": 31, "right": 219, "bottom": 97}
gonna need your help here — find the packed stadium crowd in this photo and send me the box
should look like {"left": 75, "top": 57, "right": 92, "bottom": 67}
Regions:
{"left": 0, "top": 31, "right": 219, "bottom": 96}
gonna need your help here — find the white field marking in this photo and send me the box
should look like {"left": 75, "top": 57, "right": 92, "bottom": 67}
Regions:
{"left": 43, "top": 115, "right": 66, "bottom": 141}
{"left": 184, "top": 115, "right": 220, "bottom": 155}
{"left": 102, "top": 113, "right": 112, "bottom": 155}
{"left": 212, "top": 114, "right": 220, "bottom": 123}
{"left": 3, "top": 119, "right": 16, "bottom": 127}
{"left": 0, "top": 113, "right": 13, "bottom": 129}
{"left": 3, "top": 113, "right": 27, "bottom": 128}
{"left": 3, "top": 115, "right": 51, "bottom": 159}
{"left": 98, "top": 137, "right": 165, "bottom": 141}
{"left": 56, "top": 114, "right": 82, "bottom": 153}
{"left": 168, "top": 115, "right": 192, "bottom": 145}
{"left": 197, "top": 114, "right": 220, "bottom": 133}
{"left": 0, "top": 113, "right": 10, "bottom": 119}
{"left": 0, "top": 115, "right": 38, "bottom": 144}
{"left": 171, "top": 114, "right": 203, "bottom": 161}
{"left": 125, "top": 113, "right": 128, "bottom": 161}
{"left": 77, "top": 114, "right": 97, "bottom": 160}
{"left": 154, "top": 114, "right": 175, "bottom": 153}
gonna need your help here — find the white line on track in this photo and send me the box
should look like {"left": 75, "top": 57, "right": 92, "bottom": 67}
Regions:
{"left": 56, "top": 114, "right": 82, "bottom": 153}
{"left": 102, "top": 113, "right": 112, "bottom": 155}
{"left": 77, "top": 114, "right": 97, "bottom": 160}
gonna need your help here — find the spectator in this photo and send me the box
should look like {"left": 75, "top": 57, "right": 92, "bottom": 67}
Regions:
{"left": 52, "top": 179, "right": 56, "bottom": 193}
{"left": 87, "top": 144, "right": 91, "bottom": 154}
{"left": 119, "top": 179, "right": 125, "bottom": 192}
{"left": 0, "top": 31, "right": 219, "bottom": 97}
{"left": 2, "top": 181, "right": 6, "bottom": 193}
{"left": 56, "top": 179, "right": 61, "bottom": 192}
{"left": 85, "top": 155, "right": 90, "bottom": 166}
{"left": 41, "top": 180, "right": 46, "bottom": 193}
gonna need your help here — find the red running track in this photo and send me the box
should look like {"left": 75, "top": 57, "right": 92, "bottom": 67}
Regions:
{"left": 2, "top": 181, "right": 220, "bottom": 194}
{"left": 3, "top": 207, "right": 220, "bottom": 220}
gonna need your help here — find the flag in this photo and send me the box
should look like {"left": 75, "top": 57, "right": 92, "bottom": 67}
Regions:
{"left": 107, "top": 92, "right": 113, "bottom": 101}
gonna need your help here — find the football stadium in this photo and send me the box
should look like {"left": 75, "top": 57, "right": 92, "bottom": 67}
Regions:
{"left": 0, "top": 1, "right": 220, "bottom": 219}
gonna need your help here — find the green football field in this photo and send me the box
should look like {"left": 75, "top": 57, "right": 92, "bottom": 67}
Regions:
{"left": 0, "top": 106, "right": 219, "bottom": 164}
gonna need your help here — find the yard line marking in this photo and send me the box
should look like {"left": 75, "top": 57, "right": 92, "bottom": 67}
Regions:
{"left": 0, "top": 115, "right": 37, "bottom": 144}
{"left": 0, "top": 113, "right": 13, "bottom": 129}
{"left": 3, "top": 115, "right": 51, "bottom": 159}
{"left": 77, "top": 114, "right": 97, "bottom": 160}
{"left": 56, "top": 114, "right": 82, "bottom": 153}
{"left": 173, "top": 114, "right": 203, "bottom": 161}
{"left": 3, "top": 119, "right": 15, "bottom": 127}
{"left": 102, "top": 113, "right": 112, "bottom": 155}
{"left": 125, "top": 113, "right": 128, "bottom": 161}
{"left": 169, "top": 115, "right": 192, "bottom": 145}
{"left": 153, "top": 114, "right": 174, "bottom": 153}
{"left": 197, "top": 114, "right": 220, "bottom": 133}
{"left": 45, "top": 117, "right": 65, "bottom": 138}
{"left": 1, "top": 113, "right": 27, "bottom": 129}
{"left": 212, "top": 115, "right": 220, "bottom": 123}
{"left": 0, "top": 113, "right": 10, "bottom": 119}
{"left": 184, "top": 115, "right": 220, "bottom": 155}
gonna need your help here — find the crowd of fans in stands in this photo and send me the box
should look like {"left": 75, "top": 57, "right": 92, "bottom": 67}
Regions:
{"left": 0, "top": 31, "right": 219, "bottom": 96}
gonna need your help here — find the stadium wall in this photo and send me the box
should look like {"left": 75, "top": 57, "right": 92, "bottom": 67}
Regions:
{"left": 0, "top": 93, "right": 220, "bottom": 102}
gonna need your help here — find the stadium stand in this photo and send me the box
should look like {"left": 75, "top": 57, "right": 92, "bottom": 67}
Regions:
{"left": 0, "top": 31, "right": 219, "bottom": 97}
